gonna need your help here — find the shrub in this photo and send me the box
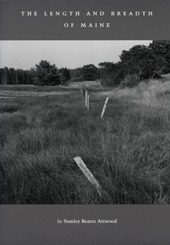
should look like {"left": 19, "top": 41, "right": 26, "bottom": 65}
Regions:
{"left": 120, "top": 74, "right": 140, "bottom": 88}
{"left": 100, "top": 62, "right": 125, "bottom": 87}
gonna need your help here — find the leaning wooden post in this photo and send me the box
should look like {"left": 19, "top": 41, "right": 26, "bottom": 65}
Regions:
{"left": 87, "top": 93, "right": 90, "bottom": 111}
{"left": 74, "top": 156, "right": 102, "bottom": 197}
{"left": 101, "top": 97, "right": 109, "bottom": 118}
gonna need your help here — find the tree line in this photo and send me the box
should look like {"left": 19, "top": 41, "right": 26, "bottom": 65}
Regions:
{"left": 0, "top": 40, "right": 169, "bottom": 87}
{"left": 100, "top": 40, "right": 170, "bottom": 87}
{"left": 0, "top": 68, "right": 34, "bottom": 85}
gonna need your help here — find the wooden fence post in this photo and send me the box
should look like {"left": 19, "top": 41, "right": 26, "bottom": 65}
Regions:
{"left": 101, "top": 97, "right": 109, "bottom": 118}
{"left": 74, "top": 156, "right": 102, "bottom": 197}
{"left": 85, "top": 90, "right": 88, "bottom": 108}
{"left": 87, "top": 94, "right": 90, "bottom": 111}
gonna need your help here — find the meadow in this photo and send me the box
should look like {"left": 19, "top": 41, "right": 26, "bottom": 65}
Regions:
{"left": 0, "top": 78, "right": 170, "bottom": 204}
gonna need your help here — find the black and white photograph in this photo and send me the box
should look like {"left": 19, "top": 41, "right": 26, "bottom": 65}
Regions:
{"left": 1, "top": 0, "right": 170, "bottom": 244}
{"left": 0, "top": 40, "right": 170, "bottom": 204}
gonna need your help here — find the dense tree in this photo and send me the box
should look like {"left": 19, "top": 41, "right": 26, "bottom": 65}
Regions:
{"left": 120, "top": 45, "right": 155, "bottom": 80}
{"left": 59, "top": 67, "right": 71, "bottom": 84}
{"left": 32, "top": 60, "right": 61, "bottom": 86}
{"left": 98, "top": 62, "right": 114, "bottom": 77}
{"left": 120, "top": 42, "right": 170, "bottom": 80}
{"left": 1, "top": 67, "right": 9, "bottom": 84}
{"left": 81, "top": 64, "right": 99, "bottom": 81}
{"left": 149, "top": 40, "right": 170, "bottom": 74}
{"left": 99, "top": 62, "right": 125, "bottom": 87}
{"left": 101, "top": 41, "right": 170, "bottom": 87}
{"left": 0, "top": 67, "right": 33, "bottom": 84}
{"left": 0, "top": 69, "right": 3, "bottom": 84}
{"left": 69, "top": 67, "right": 84, "bottom": 82}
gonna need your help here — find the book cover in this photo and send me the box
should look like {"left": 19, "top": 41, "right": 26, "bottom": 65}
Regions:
{"left": 0, "top": 0, "right": 170, "bottom": 244}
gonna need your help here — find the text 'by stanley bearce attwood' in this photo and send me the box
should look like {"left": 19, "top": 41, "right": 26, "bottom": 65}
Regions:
{"left": 57, "top": 218, "right": 118, "bottom": 224}
{"left": 20, "top": 10, "right": 153, "bottom": 28}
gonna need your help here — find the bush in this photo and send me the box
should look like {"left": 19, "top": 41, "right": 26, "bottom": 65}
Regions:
{"left": 70, "top": 76, "right": 84, "bottom": 83}
{"left": 120, "top": 74, "right": 140, "bottom": 88}
{"left": 100, "top": 62, "right": 125, "bottom": 87}
{"left": 82, "top": 64, "right": 99, "bottom": 81}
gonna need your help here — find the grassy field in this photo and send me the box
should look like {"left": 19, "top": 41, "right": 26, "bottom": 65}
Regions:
{"left": 0, "top": 78, "right": 170, "bottom": 204}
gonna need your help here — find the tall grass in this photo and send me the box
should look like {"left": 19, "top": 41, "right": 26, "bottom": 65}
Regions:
{"left": 0, "top": 81, "right": 170, "bottom": 204}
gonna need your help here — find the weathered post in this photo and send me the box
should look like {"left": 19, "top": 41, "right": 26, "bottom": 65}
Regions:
{"left": 85, "top": 90, "right": 88, "bottom": 108}
{"left": 87, "top": 93, "right": 90, "bottom": 111}
{"left": 74, "top": 156, "right": 102, "bottom": 197}
{"left": 82, "top": 85, "right": 87, "bottom": 98}
{"left": 101, "top": 97, "right": 109, "bottom": 118}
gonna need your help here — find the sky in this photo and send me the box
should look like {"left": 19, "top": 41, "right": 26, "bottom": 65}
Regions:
{"left": 0, "top": 41, "right": 152, "bottom": 70}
